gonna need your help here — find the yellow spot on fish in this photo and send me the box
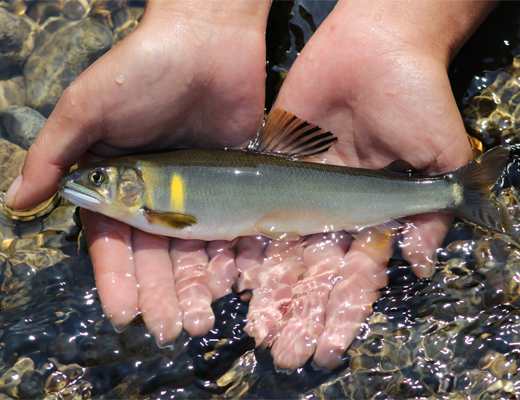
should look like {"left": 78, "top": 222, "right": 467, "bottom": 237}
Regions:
{"left": 170, "top": 174, "right": 184, "bottom": 212}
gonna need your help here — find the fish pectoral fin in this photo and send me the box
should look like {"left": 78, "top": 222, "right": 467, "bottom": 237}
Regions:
{"left": 142, "top": 207, "right": 197, "bottom": 230}
{"left": 257, "top": 229, "right": 300, "bottom": 241}
{"left": 246, "top": 108, "right": 337, "bottom": 160}
{"left": 350, "top": 221, "right": 402, "bottom": 249}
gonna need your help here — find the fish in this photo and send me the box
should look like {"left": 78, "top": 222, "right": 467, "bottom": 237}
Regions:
{"left": 57, "top": 108, "right": 517, "bottom": 245}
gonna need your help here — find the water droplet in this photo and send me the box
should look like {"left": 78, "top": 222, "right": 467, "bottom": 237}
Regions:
{"left": 70, "top": 97, "right": 77, "bottom": 107}
{"left": 115, "top": 74, "right": 125, "bottom": 85}
{"left": 374, "top": 13, "right": 382, "bottom": 22}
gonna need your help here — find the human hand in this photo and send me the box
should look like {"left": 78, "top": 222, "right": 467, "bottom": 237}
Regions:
{"left": 242, "top": 0, "right": 497, "bottom": 369}
{"left": 4, "top": 0, "right": 271, "bottom": 339}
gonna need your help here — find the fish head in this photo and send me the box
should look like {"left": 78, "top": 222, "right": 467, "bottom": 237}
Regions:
{"left": 58, "top": 162, "right": 146, "bottom": 218}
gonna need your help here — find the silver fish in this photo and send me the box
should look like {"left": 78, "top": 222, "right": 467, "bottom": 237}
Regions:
{"left": 58, "top": 108, "right": 517, "bottom": 244}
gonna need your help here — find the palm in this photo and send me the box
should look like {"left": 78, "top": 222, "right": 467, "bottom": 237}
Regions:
{"left": 261, "top": 10, "right": 474, "bottom": 368}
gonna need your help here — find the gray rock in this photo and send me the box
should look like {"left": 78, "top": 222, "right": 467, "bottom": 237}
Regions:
{"left": 0, "top": 138, "right": 26, "bottom": 192}
{"left": 0, "top": 8, "right": 36, "bottom": 74}
{"left": 0, "top": 106, "right": 46, "bottom": 149}
{"left": 62, "top": 0, "right": 91, "bottom": 20}
{"left": 24, "top": 19, "right": 113, "bottom": 117}
{"left": 34, "top": 17, "right": 72, "bottom": 50}
{"left": 112, "top": 20, "right": 138, "bottom": 47}
{"left": 0, "top": 76, "right": 25, "bottom": 111}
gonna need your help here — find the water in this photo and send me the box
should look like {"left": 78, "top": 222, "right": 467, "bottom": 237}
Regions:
{"left": 1, "top": 1, "right": 520, "bottom": 399}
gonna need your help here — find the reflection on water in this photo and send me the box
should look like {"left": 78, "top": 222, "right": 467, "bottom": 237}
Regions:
{"left": 0, "top": 0, "right": 520, "bottom": 398}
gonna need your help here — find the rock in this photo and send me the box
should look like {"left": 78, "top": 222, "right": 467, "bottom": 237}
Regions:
{"left": 27, "top": 1, "right": 62, "bottom": 26}
{"left": 62, "top": 0, "right": 91, "bottom": 20}
{"left": 34, "top": 17, "right": 72, "bottom": 50}
{"left": 0, "top": 8, "right": 36, "bottom": 74}
{"left": 0, "top": 106, "right": 45, "bottom": 149}
{"left": 112, "top": 20, "right": 137, "bottom": 47}
{"left": 24, "top": 18, "right": 113, "bottom": 117}
{"left": 0, "top": 138, "right": 26, "bottom": 192}
{"left": 0, "top": 75, "right": 25, "bottom": 110}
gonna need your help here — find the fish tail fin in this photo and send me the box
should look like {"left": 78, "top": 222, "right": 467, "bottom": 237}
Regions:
{"left": 452, "top": 145, "right": 516, "bottom": 236}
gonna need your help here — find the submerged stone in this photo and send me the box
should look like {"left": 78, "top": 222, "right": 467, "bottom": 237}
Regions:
{"left": 0, "top": 106, "right": 46, "bottom": 149}
{"left": 62, "top": 0, "right": 91, "bottom": 20}
{"left": 0, "top": 8, "right": 37, "bottom": 75}
{"left": 24, "top": 18, "right": 113, "bottom": 117}
{"left": 0, "top": 76, "right": 25, "bottom": 110}
{"left": 112, "top": 20, "right": 138, "bottom": 47}
{"left": 0, "top": 138, "right": 25, "bottom": 192}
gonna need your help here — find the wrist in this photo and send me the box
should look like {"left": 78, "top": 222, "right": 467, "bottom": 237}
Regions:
{"left": 142, "top": 0, "right": 271, "bottom": 31}
{"left": 333, "top": 0, "right": 497, "bottom": 66}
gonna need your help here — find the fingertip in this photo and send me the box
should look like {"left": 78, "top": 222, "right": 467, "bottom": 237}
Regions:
{"left": 4, "top": 174, "right": 22, "bottom": 208}
{"left": 401, "top": 213, "right": 450, "bottom": 278}
{"left": 83, "top": 211, "right": 139, "bottom": 326}
{"left": 183, "top": 311, "right": 215, "bottom": 337}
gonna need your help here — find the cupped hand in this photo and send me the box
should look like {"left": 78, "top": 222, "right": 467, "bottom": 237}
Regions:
{"left": 6, "top": 0, "right": 270, "bottom": 210}
{"left": 245, "top": 0, "right": 496, "bottom": 369}
{"left": 4, "top": 0, "right": 271, "bottom": 347}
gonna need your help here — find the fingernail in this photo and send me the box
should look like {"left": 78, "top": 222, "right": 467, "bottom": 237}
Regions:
{"left": 4, "top": 174, "right": 22, "bottom": 207}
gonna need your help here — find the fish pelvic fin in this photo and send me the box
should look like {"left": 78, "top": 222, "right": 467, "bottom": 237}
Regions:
{"left": 246, "top": 108, "right": 337, "bottom": 160}
{"left": 451, "top": 145, "right": 517, "bottom": 236}
{"left": 143, "top": 207, "right": 198, "bottom": 230}
{"left": 257, "top": 228, "right": 300, "bottom": 241}
{"left": 350, "top": 220, "right": 402, "bottom": 249}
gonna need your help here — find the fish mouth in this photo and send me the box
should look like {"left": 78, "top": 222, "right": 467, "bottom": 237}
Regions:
{"left": 59, "top": 181, "right": 105, "bottom": 208}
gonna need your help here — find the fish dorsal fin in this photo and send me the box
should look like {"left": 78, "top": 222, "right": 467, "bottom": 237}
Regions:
{"left": 246, "top": 108, "right": 337, "bottom": 160}
{"left": 382, "top": 160, "right": 420, "bottom": 176}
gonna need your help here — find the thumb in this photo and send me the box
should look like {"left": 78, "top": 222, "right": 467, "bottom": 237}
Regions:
{"left": 4, "top": 32, "right": 144, "bottom": 210}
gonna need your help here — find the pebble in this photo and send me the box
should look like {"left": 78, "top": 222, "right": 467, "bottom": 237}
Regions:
{"left": 0, "top": 137, "right": 25, "bottom": 191}
{"left": 24, "top": 18, "right": 113, "bottom": 117}
{"left": 0, "top": 76, "right": 25, "bottom": 111}
{"left": 0, "top": 8, "right": 37, "bottom": 75}
{"left": 0, "top": 105, "right": 46, "bottom": 149}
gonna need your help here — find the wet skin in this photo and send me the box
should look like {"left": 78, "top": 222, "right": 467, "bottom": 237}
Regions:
{"left": 6, "top": 0, "right": 496, "bottom": 369}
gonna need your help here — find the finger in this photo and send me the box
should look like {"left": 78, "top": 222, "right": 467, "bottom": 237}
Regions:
{"left": 205, "top": 240, "right": 239, "bottom": 300}
{"left": 133, "top": 229, "right": 183, "bottom": 345}
{"left": 234, "top": 236, "right": 269, "bottom": 292}
{"left": 313, "top": 237, "right": 393, "bottom": 369}
{"left": 269, "top": 232, "right": 351, "bottom": 370}
{"left": 244, "top": 239, "right": 306, "bottom": 346}
{"left": 169, "top": 239, "right": 214, "bottom": 337}
{"left": 82, "top": 210, "right": 138, "bottom": 327}
{"left": 401, "top": 213, "right": 452, "bottom": 278}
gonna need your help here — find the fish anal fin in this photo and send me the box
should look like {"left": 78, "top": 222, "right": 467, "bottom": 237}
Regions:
{"left": 246, "top": 108, "right": 337, "bottom": 160}
{"left": 382, "top": 160, "right": 420, "bottom": 176}
{"left": 350, "top": 221, "right": 402, "bottom": 249}
{"left": 143, "top": 207, "right": 197, "bottom": 230}
{"left": 258, "top": 229, "right": 300, "bottom": 241}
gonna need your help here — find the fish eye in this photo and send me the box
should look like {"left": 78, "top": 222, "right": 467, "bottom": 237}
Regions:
{"left": 89, "top": 170, "right": 105, "bottom": 185}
